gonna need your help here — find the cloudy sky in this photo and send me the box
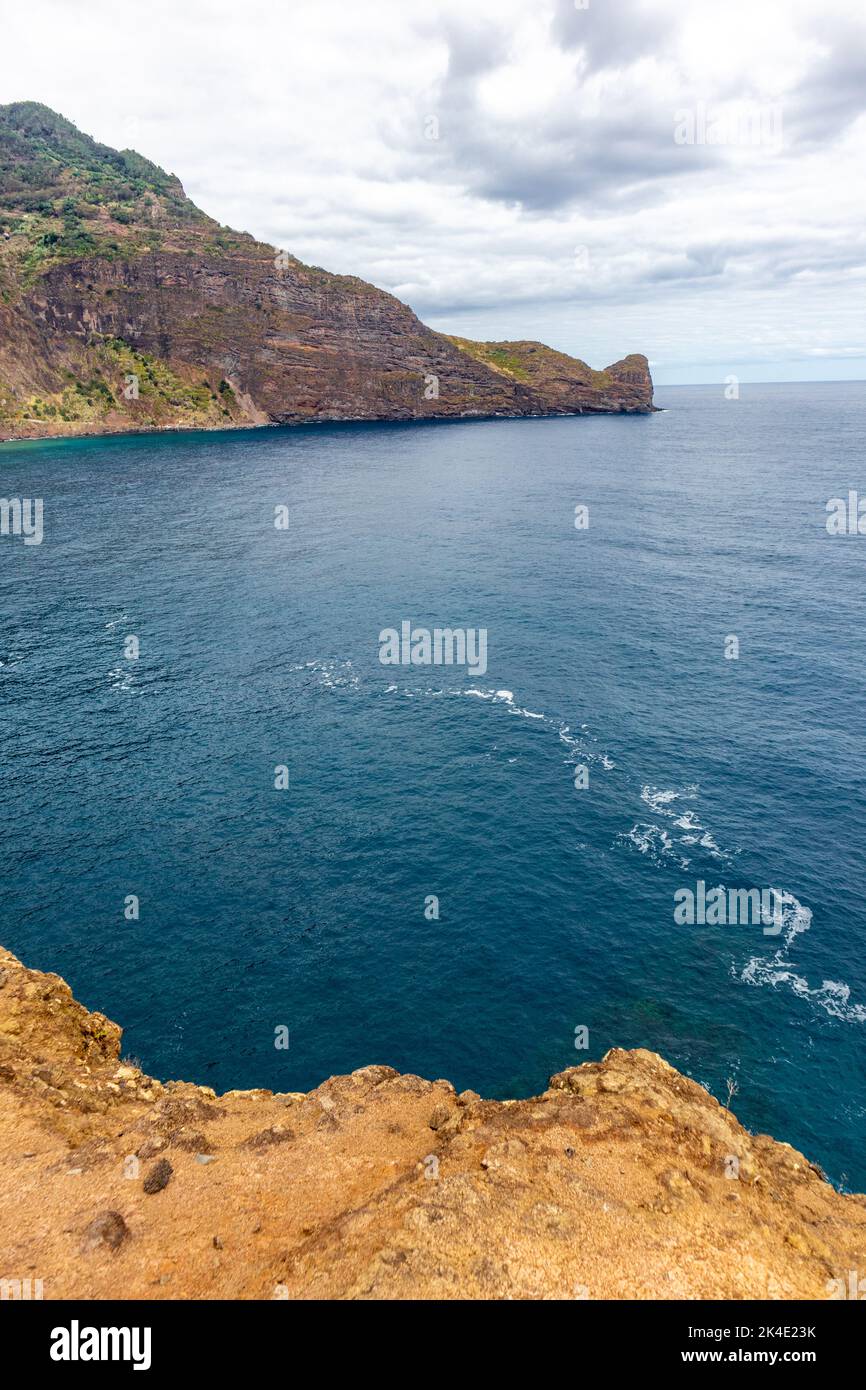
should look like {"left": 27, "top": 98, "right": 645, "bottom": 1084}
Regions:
{"left": 3, "top": 0, "right": 865, "bottom": 383}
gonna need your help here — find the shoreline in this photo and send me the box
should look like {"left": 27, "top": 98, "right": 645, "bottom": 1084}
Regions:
{"left": 0, "top": 402, "right": 659, "bottom": 447}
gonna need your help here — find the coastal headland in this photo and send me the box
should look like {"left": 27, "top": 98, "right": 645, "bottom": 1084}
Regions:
{"left": 0, "top": 102, "right": 654, "bottom": 443}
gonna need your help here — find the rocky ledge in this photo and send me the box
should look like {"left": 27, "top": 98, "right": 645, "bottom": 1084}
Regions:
{"left": 1, "top": 944, "right": 863, "bottom": 1300}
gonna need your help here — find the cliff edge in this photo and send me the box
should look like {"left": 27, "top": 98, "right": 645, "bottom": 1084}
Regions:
{"left": 1, "top": 944, "right": 863, "bottom": 1300}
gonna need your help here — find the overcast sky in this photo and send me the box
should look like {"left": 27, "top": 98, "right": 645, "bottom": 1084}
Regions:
{"left": 3, "top": 0, "right": 865, "bottom": 383}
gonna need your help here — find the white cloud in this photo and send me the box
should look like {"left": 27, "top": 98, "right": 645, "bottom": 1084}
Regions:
{"left": 1, "top": 0, "right": 865, "bottom": 381}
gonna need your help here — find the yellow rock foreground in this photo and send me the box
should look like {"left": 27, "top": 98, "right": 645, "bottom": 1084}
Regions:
{"left": 1, "top": 944, "right": 864, "bottom": 1300}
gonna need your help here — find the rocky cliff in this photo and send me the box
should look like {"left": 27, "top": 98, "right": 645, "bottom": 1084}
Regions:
{"left": 0, "top": 103, "right": 654, "bottom": 440}
{"left": 1, "top": 944, "right": 863, "bottom": 1301}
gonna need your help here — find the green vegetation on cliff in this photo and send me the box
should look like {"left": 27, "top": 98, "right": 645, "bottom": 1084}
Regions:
{"left": 445, "top": 335, "right": 612, "bottom": 391}
{"left": 0, "top": 101, "right": 216, "bottom": 287}
{"left": 0, "top": 336, "right": 234, "bottom": 428}
{"left": 0, "top": 101, "right": 201, "bottom": 221}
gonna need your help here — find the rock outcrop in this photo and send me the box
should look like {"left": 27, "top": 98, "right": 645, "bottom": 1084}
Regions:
{"left": 0, "top": 103, "right": 654, "bottom": 440}
{"left": 1, "top": 944, "right": 863, "bottom": 1300}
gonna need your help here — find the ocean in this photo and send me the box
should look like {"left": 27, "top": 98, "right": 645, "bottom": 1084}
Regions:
{"left": 2, "top": 381, "right": 865, "bottom": 1189}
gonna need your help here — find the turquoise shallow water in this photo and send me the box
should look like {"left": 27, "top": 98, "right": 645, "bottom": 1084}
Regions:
{"left": 2, "top": 382, "right": 865, "bottom": 1187}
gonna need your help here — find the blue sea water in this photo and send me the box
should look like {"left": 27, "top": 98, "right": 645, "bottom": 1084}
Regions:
{"left": 2, "top": 382, "right": 865, "bottom": 1189}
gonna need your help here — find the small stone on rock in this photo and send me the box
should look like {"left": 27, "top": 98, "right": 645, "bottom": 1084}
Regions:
{"left": 81, "top": 1210, "right": 129, "bottom": 1253}
{"left": 143, "top": 1158, "right": 173, "bottom": 1194}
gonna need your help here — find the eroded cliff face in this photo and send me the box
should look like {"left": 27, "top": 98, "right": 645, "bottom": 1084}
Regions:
{"left": 0, "top": 103, "right": 655, "bottom": 439}
{"left": 1, "top": 944, "right": 863, "bottom": 1301}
